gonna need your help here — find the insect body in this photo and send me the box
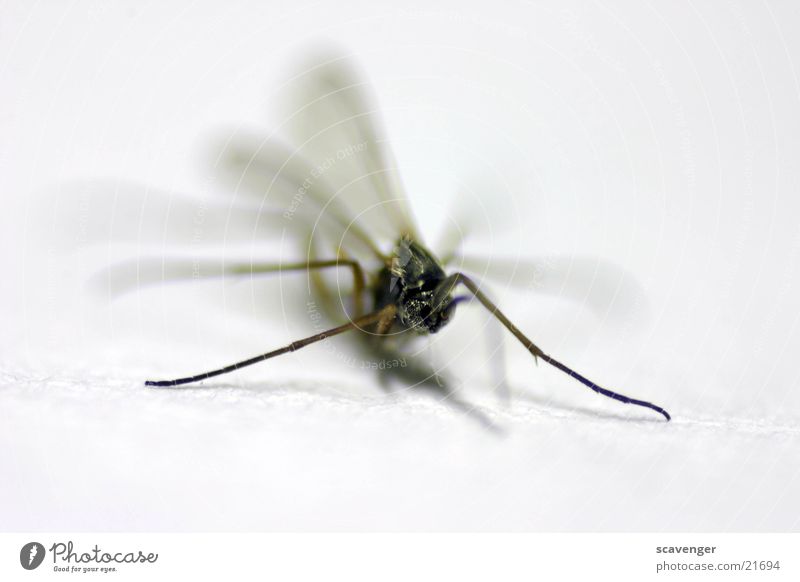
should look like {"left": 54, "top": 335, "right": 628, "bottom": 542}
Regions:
{"left": 376, "top": 237, "right": 456, "bottom": 335}
{"left": 140, "top": 49, "right": 670, "bottom": 422}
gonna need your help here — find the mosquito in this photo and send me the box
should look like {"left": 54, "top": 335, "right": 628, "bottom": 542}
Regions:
{"left": 140, "top": 50, "right": 670, "bottom": 422}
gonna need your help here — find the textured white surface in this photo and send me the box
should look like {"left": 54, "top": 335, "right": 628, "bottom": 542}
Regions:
{"left": 2, "top": 359, "right": 799, "bottom": 531}
{"left": 2, "top": 0, "right": 800, "bottom": 531}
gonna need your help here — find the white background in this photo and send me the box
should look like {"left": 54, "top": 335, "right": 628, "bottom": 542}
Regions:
{"left": 1, "top": 0, "right": 799, "bottom": 531}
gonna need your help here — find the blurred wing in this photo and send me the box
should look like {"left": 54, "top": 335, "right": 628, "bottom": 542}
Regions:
{"left": 209, "top": 131, "right": 388, "bottom": 319}
{"left": 452, "top": 254, "right": 650, "bottom": 324}
{"left": 45, "top": 180, "right": 288, "bottom": 250}
{"left": 278, "top": 49, "right": 420, "bottom": 246}
{"left": 90, "top": 257, "right": 234, "bottom": 298}
{"left": 434, "top": 190, "right": 485, "bottom": 261}
{"left": 91, "top": 256, "right": 346, "bottom": 300}
{"left": 210, "top": 134, "right": 384, "bottom": 261}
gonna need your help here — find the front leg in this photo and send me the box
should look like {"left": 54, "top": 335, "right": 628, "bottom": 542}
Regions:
{"left": 439, "top": 272, "right": 671, "bottom": 421}
{"left": 373, "top": 304, "right": 397, "bottom": 335}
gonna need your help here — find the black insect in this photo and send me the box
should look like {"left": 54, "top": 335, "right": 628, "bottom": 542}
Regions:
{"left": 140, "top": 50, "right": 670, "bottom": 422}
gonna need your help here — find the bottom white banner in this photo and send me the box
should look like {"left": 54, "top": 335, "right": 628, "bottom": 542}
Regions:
{"left": 1, "top": 533, "right": 796, "bottom": 581}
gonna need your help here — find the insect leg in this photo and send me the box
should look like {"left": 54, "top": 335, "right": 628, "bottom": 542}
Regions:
{"left": 443, "top": 273, "right": 671, "bottom": 421}
{"left": 98, "top": 257, "right": 367, "bottom": 317}
{"left": 145, "top": 306, "right": 394, "bottom": 387}
{"left": 374, "top": 304, "right": 398, "bottom": 335}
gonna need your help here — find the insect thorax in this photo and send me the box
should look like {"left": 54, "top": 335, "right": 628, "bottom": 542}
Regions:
{"left": 374, "top": 237, "right": 453, "bottom": 334}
